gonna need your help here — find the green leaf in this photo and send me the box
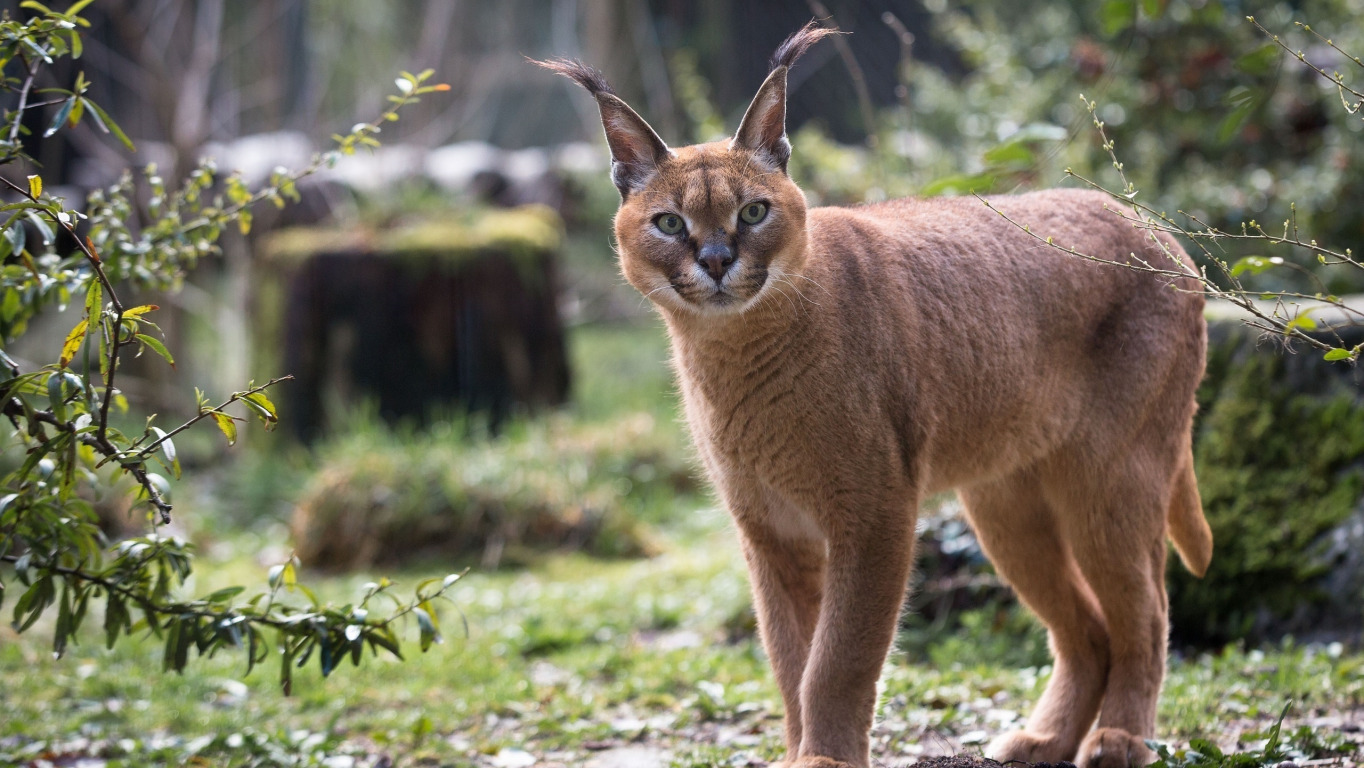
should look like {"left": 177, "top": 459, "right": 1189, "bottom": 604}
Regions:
{"left": 104, "top": 593, "right": 126, "bottom": 649}
{"left": 1, "top": 290, "right": 19, "bottom": 324}
{"left": 54, "top": 584, "right": 72, "bottom": 659}
{"left": 82, "top": 98, "right": 135, "bottom": 152}
{"left": 13, "top": 576, "right": 55, "bottom": 633}
{"left": 1229, "top": 255, "right": 1282, "bottom": 277}
{"left": 43, "top": 97, "right": 75, "bottom": 138}
{"left": 366, "top": 626, "right": 403, "bottom": 660}
{"left": 1264, "top": 701, "right": 1293, "bottom": 758}
{"left": 412, "top": 714, "right": 433, "bottom": 746}
{"left": 318, "top": 626, "right": 336, "bottom": 677}
{"left": 247, "top": 627, "right": 262, "bottom": 675}
{"left": 206, "top": 586, "right": 245, "bottom": 603}
{"left": 162, "top": 616, "right": 182, "bottom": 672}
{"left": 6, "top": 220, "right": 26, "bottom": 257}
{"left": 26, "top": 211, "right": 53, "bottom": 247}
{"left": 1284, "top": 314, "right": 1317, "bottom": 333}
{"left": 415, "top": 604, "right": 441, "bottom": 652}
{"left": 1324, "top": 348, "right": 1353, "bottom": 361}
{"left": 47, "top": 372, "right": 67, "bottom": 422}
{"left": 134, "top": 333, "right": 174, "bottom": 368}
{"left": 280, "top": 647, "right": 296, "bottom": 696}
{"left": 1188, "top": 738, "right": 1223, "bottom": 759}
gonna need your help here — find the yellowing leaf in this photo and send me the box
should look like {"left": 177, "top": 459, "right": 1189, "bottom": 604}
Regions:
{"left": 122, "top": 304, "right": 159, "bottom": 317}
{"left": 59, "top": 319, "right": 88, "bottom": 368}
{"left": 212, "top": 411, "right": 237, "bottom": 445}
{"left": 242, "top": 391, "right": 278, "bottom": 427}
{"left": 84, "top": 279, "right": 102, "bottom": 319}
{"left": 26, "top": 175, "right": 41, "bottom": 199}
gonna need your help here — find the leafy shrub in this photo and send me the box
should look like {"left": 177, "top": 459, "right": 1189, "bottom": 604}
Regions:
{"left": 0, "top": 2, "right": 463, "bottom": 682}
{"left": 291, "top": 414, "right": 698, "bottom": 570}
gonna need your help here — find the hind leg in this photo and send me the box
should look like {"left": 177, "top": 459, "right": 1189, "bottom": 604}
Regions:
{"left": 961, "top": 470, "right": 1110, "bottom": 763}
{"left": 1043, "top": 456, "right": 1172, "bottom": 768}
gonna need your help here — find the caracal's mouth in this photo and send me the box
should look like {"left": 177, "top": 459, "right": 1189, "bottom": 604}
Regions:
{"left": 661, "top": 271, "right": 768, "bottom": 314}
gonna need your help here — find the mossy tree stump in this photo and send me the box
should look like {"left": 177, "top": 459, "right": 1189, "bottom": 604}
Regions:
{"left": 1169, "top": 302, "right": 1364, "bottom": 645}
{"left": 261, "top": 206, "right": 570, "bottom": 440}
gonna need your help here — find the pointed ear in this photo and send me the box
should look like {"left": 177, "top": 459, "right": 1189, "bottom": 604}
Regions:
{"left": 531, "top": 57, "right": 670, "bottom": 198}
{"left": 732, "top": 66, "right": 791, "bottom": 171}
{"left": 732, "top": 20, "right": 839, "bottom": 172}
{"left": 595, "top": 93, "right": 671, "bottom": 198}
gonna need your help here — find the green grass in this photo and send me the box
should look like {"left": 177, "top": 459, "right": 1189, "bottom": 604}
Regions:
{"left": 3, "top": 528, "right": 1360, "bottom": 766}
{"left": 2, "top": 321, "right": 1362, "bottom": 766}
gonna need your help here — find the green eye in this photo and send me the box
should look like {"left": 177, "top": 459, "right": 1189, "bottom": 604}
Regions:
{"left": 655, "top": 213, "right": 684, "bottom": 235}
{"left": 740, "top": 202, "right": 768, "bottom": 225}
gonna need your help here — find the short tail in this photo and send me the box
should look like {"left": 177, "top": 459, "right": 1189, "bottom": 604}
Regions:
{"left": 1167, "top": 451, "right": 1212, "bottom": 577}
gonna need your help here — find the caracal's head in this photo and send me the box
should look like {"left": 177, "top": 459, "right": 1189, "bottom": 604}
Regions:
{"left": 535, "top": 23, "right": 835, "bottom": 317}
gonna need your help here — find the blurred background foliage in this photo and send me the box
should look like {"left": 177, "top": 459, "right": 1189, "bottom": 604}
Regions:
{"left": 3, "top": 0, "right": 1364, "bottom": 762}
{"left": 4, "top": 0, "right": 1363, "bottom": 654}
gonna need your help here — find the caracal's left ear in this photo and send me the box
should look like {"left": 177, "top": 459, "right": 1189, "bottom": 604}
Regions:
{"left": 732, "top": 20, "right": 838, "bottom": 172}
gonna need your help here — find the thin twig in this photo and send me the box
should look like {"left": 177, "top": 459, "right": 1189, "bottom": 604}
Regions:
{"left": 974, "top": 194, "right": 1341, "bottom": 355}
{"left": 1249, "top": 16, "right": 1364, "bottom": 115}
{"left": 6, "top": 53, "right": 40, "bottom": 147}
{"left": 134, "top": 376, "right": 292, "bottom": 460}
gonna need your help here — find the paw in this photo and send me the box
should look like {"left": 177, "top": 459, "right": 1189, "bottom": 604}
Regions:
{"left": 1077, "top": 727, "right": 1155, "bottom": 768}
{"left": 987, "top": 729, "right": 1077, "bottom": 764}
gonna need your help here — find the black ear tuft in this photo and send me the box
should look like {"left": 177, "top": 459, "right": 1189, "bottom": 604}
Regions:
{"left": 769, "top": 20, "right": 840, "bottom": 72}
{"left": 529, "top": 57, "right": 617, "bottom": 97}
{"left": 734, "top": 21, "right": 839, "bottom": 173}
{"left": 532, "top": 56, "right": 670, "bottom": 199}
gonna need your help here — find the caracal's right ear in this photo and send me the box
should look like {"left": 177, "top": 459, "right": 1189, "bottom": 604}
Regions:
{"left": 733, "top": 20, "right": 838, "bottom": 173}
{"left": 532, "top": 58, "right": 671, "bottom": 199}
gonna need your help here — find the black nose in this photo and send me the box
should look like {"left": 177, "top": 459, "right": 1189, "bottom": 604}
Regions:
{"left": 698, "top": 241, "right": 735, "bottom": 281}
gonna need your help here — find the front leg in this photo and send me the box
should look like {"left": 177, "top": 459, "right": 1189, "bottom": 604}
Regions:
{"left": 736, "top": 520, "right": 826, "bottom": 753}
{"left": 796, "top": 504, "right": 917, "bottom": 767}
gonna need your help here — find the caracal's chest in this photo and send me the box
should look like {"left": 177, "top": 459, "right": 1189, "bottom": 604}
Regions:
{"left": 674, "top": 333, "right": 900, "bottom": 506}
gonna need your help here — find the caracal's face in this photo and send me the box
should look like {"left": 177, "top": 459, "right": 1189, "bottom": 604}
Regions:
{"left": 613, "top": 142, "right": 808, "bottom": 317}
